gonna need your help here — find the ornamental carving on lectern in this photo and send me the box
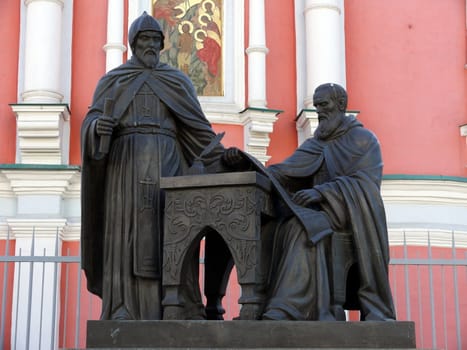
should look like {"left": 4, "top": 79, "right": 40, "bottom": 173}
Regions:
{"left": 163, "top": 187, "right": 263, "bottom": 281}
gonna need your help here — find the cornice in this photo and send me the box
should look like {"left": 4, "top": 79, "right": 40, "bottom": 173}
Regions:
{"left": 0, "top": 166, "right": 80, "bottom": 196}
{"left": 382, "top": 176, "right": 467, "bottom": 206}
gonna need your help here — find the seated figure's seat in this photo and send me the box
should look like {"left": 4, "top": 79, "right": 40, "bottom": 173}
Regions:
{"left": 330, "top": 231, "right": 360, "bottom": 320}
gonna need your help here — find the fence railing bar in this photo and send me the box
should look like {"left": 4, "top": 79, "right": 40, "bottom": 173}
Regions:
{"left": 417, "top": 263, "right": 424, "bottom": 349}
{"left": 0, "top": 256, "right": 80, "bottom": 263}
{"left": 441, "top": 265, "right": 447, "bottom": 350}
{"left": 427, "top": 231, "right": 437, "bottom": 349}
{"left": 390, "top": 264, "right": 398, "bottom": 319}
{"left": 403, "top": 230, "right": 411, "bottom": 320}
{"left": 13, "top": 247, "right": 22, "bottom": 350}
{"left": 87, "top": 276, "right": 93, "bottom": 323}
{"left": 26, "top": 228, "right": 37, "bottom": 350}
{"left": 0, "top": 227, "right": 11, "bottom": 347}
{"left": 39, "top": 248, "right": 46, "bottom": 350}
{"left": 51, "top": 228, "right": 59, "bottom": 350}
{"left": 390, "top": 258, "right": 467, "bottom": 265}
{"left": 62, "top": 253, "right": 70, "bottom": 348}
{"left": 452, "top": 231, "right": 462, "bottom": 350}
{"left": 75, "top": 245, "right": 83, "bottom": 348}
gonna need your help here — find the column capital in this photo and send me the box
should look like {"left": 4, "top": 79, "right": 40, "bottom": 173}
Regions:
{"left": 0, "top": 165, "right": 79, "bottom": 196}
{"left": 10, "top": 103, "right": 71, "bottom": 164}
{"left": 240, "top": 108, "right": 281, "bottom": 164}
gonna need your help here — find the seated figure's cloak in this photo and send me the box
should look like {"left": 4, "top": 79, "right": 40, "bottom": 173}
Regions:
{"left": 266, "top": 115, "right": 395, "bottom": 320}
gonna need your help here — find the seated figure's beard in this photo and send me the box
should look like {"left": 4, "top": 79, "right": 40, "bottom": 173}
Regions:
{"left": 315, "top": 116, "right": 343, "bottom": 140}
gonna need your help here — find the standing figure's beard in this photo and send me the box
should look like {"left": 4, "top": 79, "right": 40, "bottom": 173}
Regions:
{"left": 137, "top": 49, "right": 160, "bottom": 68}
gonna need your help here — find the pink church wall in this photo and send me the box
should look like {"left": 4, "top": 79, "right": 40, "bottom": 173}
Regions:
{"left": 345, "top": 0, "right": 467, "bottom": 177}
{"left": 0, "top": 0, "right": 459, "bottom": 347}
{"left": 0, "top": 0, "right": 20, "bottom": 164}
{"left": 264, "top": 0, "right": 299, "bottom": 165}
{"left": 69, "top": 0, "right": 109, "bottom": 165}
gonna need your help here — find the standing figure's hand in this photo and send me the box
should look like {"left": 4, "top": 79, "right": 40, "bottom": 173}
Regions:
{"left": 96, "top": 116, "right": 117, "bottom": 136}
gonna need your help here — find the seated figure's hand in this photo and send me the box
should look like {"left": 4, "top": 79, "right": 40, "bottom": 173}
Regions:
{"left": 96, "top": 116, "right": 117, "bottom": 136}
{"left": 292, "top": 188, "right": 323, "bottom": 207}
{"left": 222, "top": 147, "right": 248, "bottom": 169}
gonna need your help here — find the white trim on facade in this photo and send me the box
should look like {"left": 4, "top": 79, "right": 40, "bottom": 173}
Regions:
{"left": 382, "top": 178, "right": 467, "bottom": 206}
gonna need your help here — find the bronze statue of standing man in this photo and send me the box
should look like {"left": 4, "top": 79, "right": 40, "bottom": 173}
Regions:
{"left": 80, "top": 12, "right": 229, "bottom": 320}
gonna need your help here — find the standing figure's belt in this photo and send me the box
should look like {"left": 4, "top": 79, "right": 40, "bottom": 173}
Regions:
{"left": 114, "top": 125, "right": 176, "bottom": 139}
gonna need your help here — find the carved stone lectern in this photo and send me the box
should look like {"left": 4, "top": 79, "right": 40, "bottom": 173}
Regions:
{"left": 160, "top": 171, "right": 274, "bottom": 320}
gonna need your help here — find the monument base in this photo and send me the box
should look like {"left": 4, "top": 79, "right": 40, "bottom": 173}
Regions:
{"left": 86, "top": 320, "right": 416, "bottom": 349}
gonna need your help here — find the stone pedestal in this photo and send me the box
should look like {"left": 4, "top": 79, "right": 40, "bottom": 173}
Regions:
{"left": 87, "top": 320, "right": 416, "bottom": 349}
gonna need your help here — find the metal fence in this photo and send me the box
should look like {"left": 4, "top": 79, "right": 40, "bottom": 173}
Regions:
{"left": 0, "top": 228, "right": 466, "bottom": 349}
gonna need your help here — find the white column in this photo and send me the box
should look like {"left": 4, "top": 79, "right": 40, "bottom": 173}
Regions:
{"left": 104, "top": 0, "right": 127, "bottom": 72}
{"left": 22, "top": 0, "right": 64, "bottom": 103}
{"left": 297, "top": 0, "right": 347, "bottom": 143}
{"left": 304, "top": 0, "right": 346, "bottom": 108}
{"left": 14, "top": 0, "right": 71, "bottom": 164}
{"left": 246, "top": 0, "right": 269, "bottom": 108}
{"left": 9, "top": 220, "right": 65, "bottom": 350}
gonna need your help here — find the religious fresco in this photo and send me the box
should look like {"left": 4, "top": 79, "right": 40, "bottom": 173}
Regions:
{"left": 153, "top": 0, "right": 223, "bottom": 96}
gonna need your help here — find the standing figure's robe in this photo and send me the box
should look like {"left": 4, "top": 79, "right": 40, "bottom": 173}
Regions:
{"left": 81, "top": 56, "right": 225, "bottom": 320}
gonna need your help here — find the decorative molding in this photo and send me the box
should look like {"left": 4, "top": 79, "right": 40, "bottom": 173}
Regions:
{"left": 296, "top": 109, "right": 318, "bottom": 145}
{"left": 0, "top": 222, "right": 13, "bottom": 240}
{"left": 245, "top": 45, "right": 269, "bottom": 55}
{"left": 0, "top": 172, "right": 14, "bottom": 197}
{"left": 25, "top": 0, "right": 64, "bottom": 6}
{"left": 10, "top": 103, "right": 70, "bottom": 164}
{"left": 6, "top": 218, "right": 66, "bottom": 240}
{"left": 460, "top": 124, "right": 467, "bottom": 137}
{"left": 103, "top": 42, "right": 127, "bottom": 52}
{"left": 63, "top": 171, "right": 81, "bottom": 198}
{"left": 21, "top": 90, "right": 64, "bottom": 103}
{"left": 62, "top": 222, "right": 81, "bottom": 241}
{"left": 0, "top": 168, "right": 79, "bottom": 196}
{"left": 305, "top": 0, "right": 343, "bottom": 15}
{"left": 205, "top": 112, "right": 244, "bottom": 125}
{"left": 240, "top": 108, "right": 281, "bottom": 164}
{"left": 381, "top": 178, "right": 467, "bottom": 206}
